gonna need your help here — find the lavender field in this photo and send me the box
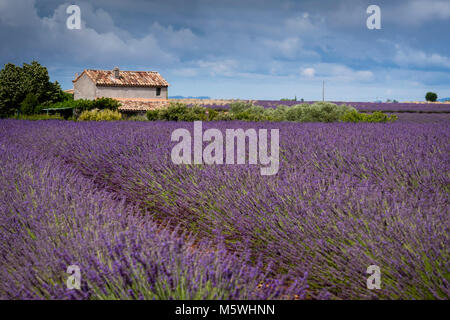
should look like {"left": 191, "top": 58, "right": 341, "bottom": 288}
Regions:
{"left": 394, "top": 113, "right": 450, "bottom": 124}
{"left": 0, "top": 119, "right": 449, "bottom": 300}
{"left": 203, "top": 101, "right": 450, "bottom": 113}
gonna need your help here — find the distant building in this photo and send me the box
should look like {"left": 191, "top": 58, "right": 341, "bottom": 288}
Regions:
{"left": 72, "top": 68, "right": 169, "bottom": 110}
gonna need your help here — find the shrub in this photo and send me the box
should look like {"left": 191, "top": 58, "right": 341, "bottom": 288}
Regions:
{"left": 147, "top": 103, "right": 213, "bottom": 122}
{"left": 126, "top": 114, "right": 148, "bottom": 121}
{"left": 20, "top": 93, "right": 39, "bottom": 115}
{"left": 157, "top": 108, "right": 169, "bottom": 120}
{"left": 39, "top": 98, "right": 122, "bottom": 117}
{"left": 340, "top": 110, "right": 398, "bottom": 123}
{"left": 144, "top": 101, "right": 396, "bottom": 124}
{"left": 369, "top": 111, "right": 398, "bottom": 122}
{"left": 13, "top": 113, "right": 64, "bottom": 120}
{"left": 90, "top": 97, "right": 121, "bottom": 111}
{"left": 340, "top": 110, "right": 362, "bottom": 123}
{"left": 206, "top": 108, "right": 219, "bottom": 121}
{"left": 265, "top": 105, "right": 289, "bottom": 122}
{"left": 229, "top": 101, "right": 253, "bottom": 114}
{"left": 233, "top": 106, "right": 267, "bottom": 121}
{"left": 179, "top": 105, "right": 208, "bottom": 121}
{"left": 425, "top": 92, "right": 438, "bottom": 102}
{"left": 146, "top": 109, "right": 161, "bottom": 121}
{"left": 214, "top": 112, "right": 234, "bottom": 121}
{"left": 282, "top": 102, "right": 355, "bottom": 123}
{"left": 78, "top": 109, "right": 122, "bottom": 121}
{"left": 285, "top": 104, "right": 306, "bottom": 121}
{"left": 165, "top": 102, "right": 189, "bottom": 121}
{"left": 67, "top": 98, "right": 120, "bottom": 112}
{"left": 61, "top": 91, "right": 74, "bottom": 101}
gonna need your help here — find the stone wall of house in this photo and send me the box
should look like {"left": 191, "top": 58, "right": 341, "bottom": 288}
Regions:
{"left": 95, "top": 86, "right": 168, "bottom": 99}
{"left": 73, "top": 73, "right": 96, "bottom": 100}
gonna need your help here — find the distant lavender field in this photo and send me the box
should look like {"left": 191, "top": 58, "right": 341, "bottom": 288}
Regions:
{"left": 203, "top": 100, "right": 450, "bottom": 113}
{"left": 1, "top": 120, "right": 448, "bottom": 300}
{"left": 259, "top": 101, "right": 450, "bottom": 113}
{"left": 395, "top": 113, "right": 450, "bottom": 123}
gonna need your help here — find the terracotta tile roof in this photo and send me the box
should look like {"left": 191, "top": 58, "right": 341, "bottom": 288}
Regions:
{"left": 116, "top": 98, "right": 169, "bottom": 111}
{"left": 172, "top": 98, "right": 255, "bottom": 106}
{"left": 116, "top": 98, "right": 256, "bottom": 111}
{"left": 73, "top": 69, "right": 169, "bottom": 87}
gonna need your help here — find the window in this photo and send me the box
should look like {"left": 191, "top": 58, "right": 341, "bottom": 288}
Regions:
{"left": 156, "top": 87, "right": 161, "bottom": 96}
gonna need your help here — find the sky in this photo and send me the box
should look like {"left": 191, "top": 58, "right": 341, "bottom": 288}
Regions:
{"left": 0, "top": 0, "right": 449, "bottom": 101}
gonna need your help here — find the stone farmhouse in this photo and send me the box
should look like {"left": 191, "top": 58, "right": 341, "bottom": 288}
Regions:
{"left": 72, "top": 67, "right": 170, "bottom": 112}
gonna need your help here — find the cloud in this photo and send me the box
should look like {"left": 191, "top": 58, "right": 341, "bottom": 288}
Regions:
{"left": 389, "top": 0, "right": 450, "bottom": 26}
{"left": 0, "top": 0, "right": 449, "bottom": 100}
{"left": 301, "top": 68, "right": 316, "bottom": 78}
{"left": 322, "top": 0, "right": 450, "bottom": 28}
{"left": 394, "top": 45, "right": 450, "bottom": 69}
{"left": 305, "top": 63, "right": 374, "bottom": 82}
{"left": 262, "top": 37, "right": 320, "bottom": 61}
{"left": 284, "top": 13, "right": 321, "bottom": 33}
{"left": 0, "top": 1, "right": 181, "bottom": 67}
{"left": 0, "top": 0, "right": 39, "bottom": 27}
{"left": 173, "top": 67, "right": 199, "bottom": 77}
{"left": 149, "top": 22, "right": 198, "bottom": 50}
{"left": 197, "top": 59, "right": 239, "bottom": 77}
{"left": 263, "top": 37, "right": 301, "bottom": 59}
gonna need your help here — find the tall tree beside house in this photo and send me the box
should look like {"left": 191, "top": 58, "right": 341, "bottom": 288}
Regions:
{"left": 20, "top": 93, "right": 39, "bottom": 115}
{"left": 0, "top": 61, "right": 64, "bottom": 117}
{"left": 0, "top": 63, "right": 24, "bottom": 117}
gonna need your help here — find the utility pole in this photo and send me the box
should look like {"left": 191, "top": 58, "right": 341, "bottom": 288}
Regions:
{"left": 322, "top": 80, "right": 325, "bottom": 102}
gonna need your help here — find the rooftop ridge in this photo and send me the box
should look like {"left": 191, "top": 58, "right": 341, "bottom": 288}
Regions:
{"left": 85, "top": 69, "right": 160, "bottom": 73}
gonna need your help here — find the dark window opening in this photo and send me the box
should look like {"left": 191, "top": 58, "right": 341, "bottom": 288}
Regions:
{"left": 156, "top": 87, "right": 161, "bottom": 96}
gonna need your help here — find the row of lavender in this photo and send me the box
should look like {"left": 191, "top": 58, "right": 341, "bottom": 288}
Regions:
{"left": 203, "top": 101, "right": 450, "bottom": 113}
{"left": 0, "top": 121, "right": 306, "bottom": 299}
{"left": 393, "top": 113, "right": 450, "bottom": 123}
{"left": 2, "top": 120, "right": 448, "bottom": 299}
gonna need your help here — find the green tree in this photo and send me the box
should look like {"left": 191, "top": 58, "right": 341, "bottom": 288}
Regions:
{"left": 0, "top": 63, "right": 25, "bottom": 117}
{"left": 0, "top": 61, "right": 64, "bottom": 117}
{"left": 425, "top": 92, "right": 438, "bottom": 102}
{"left": 20, "top": 93, "right": 39, "bottom": 115}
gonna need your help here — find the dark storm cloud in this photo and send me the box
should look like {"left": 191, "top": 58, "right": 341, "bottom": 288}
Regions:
{"left": 1, "top": 0, "right": 449, "bottom": 100}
